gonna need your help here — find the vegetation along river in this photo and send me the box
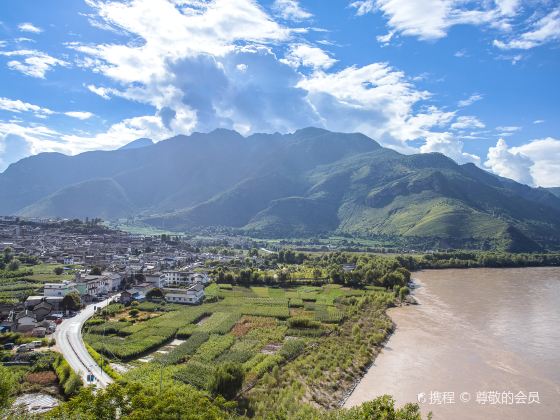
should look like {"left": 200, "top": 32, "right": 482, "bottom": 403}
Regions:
{"left": 344, "top": 267, "right": 560, "bottom": 419}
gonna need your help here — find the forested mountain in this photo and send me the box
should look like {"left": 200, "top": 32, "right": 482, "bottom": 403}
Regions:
{"left": 1, "top": 127, "right": 560, "bottom": 251}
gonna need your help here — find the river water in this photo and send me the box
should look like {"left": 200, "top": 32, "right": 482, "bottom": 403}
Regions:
{"left": 344, "top": 267, "right": 560, "bottom": 419}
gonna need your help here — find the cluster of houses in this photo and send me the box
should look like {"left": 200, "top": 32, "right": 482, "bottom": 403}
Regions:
{"left": 122, "top": 270, "right": 209, "bottom": 305}
{"left": 0, "top": 269, "right": 209, "bottom": 336}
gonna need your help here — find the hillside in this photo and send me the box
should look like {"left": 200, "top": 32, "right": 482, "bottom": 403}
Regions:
{"left": 549, "top": 187, "right": 560, "bottom": 198}
{"left": 1, "top": 128, "right": 560, "bottom": 251}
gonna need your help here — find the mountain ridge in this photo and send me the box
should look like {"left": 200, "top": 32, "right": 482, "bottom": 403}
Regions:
{"left": 1, "top": 128, "right": 559, "bottom": 251}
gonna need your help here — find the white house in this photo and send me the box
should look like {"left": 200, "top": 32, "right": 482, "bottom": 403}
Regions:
{"left": 44, "top": 281, "right": 77, "bottom": 298}
{"left": 163, "top": 270, "right": 191, "bottom": 286}
{"left": 75, "top": 274, "right": 109, "bottom": 296}
{"left": 144, "top": 272, "right": 166, "bottom": 288}
{"left": 164, "top": 284, "right": 204, "bottom": 305}
{"left": 164, "top": 271, "right": 210, "bottom": 287}
{"left": 102, "top": 272, "right": 123, "bottom": 292}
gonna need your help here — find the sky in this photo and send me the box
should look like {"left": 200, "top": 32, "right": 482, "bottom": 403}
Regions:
{"left": 0, "top": 0, "right": 558, "bottom": 187}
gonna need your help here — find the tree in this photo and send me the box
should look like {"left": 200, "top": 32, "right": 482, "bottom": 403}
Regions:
{"left": 0, "top": 365, "right": 15, "bottom": 408}
{"left": 54, "top": 266, "right": 64, "bottom": 275}
{"left": 209, "top": 362, "right": 244, "bottom": 400}
{"left": 146, "top": 288, "right": 164, "bottom": 301}
{"left": 7, "top": 259, "right": 20, "bottom": 271}
{"left": 62, "top": 292, "right": 81, "bottom": 311}
{"left": 89, "top": 266, "right": 102, "bottom": 276}
{"left": 47, "top": 382, "right": 233, "bottom": 419}
{"left": 339, "top": 395, "right": 422, "bottom": 420}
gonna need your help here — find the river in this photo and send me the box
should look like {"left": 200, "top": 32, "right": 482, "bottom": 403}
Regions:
{"left": 344, "top": 267, "right": 560, "bottom": 419}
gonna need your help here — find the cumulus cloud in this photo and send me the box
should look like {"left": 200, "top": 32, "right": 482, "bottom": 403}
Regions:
{"left": 420, "top": 131, "right": 480, "bottom": 164}
{"left": 0, "top": 0, "right": 488, "bottom": 170}
{"left": 64, "top": 111, "right": 94, "bottom": 120}
{"left": 273, "top": 0, "right": 312, "bottom": 21}
{"left": 485, "top": 137, "right": 560, "bottom": 187}
{"left": 281, "top": 44, "right": 336, "bottom": 70}
{"left": 0, "top": 49, "right": 69, "bottom": 78}
{"left": 493, "top": 9, "right": 560, "bottom": 49}
{"left": 18, "top": 22, "right": 43, "bottom": 33}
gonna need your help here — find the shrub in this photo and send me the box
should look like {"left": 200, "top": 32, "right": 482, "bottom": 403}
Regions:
{"left": 287, "top": 317, "right": 321, "bottom": 329}
{"left": 209, "top": 362, "right": 244, "bottom": 400}
{"left": 279, "top": 339, "right": 305, "bottom": 360}
{"left": 174, "top": 360, "right": 215, "bottom": 390}
{"left": 53, "top": 355, "right": 83, "bottom": 397}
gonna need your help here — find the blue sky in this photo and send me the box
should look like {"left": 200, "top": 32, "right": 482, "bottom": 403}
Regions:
{"left": 0, "top": 0, "right": 558, "bottom": 186}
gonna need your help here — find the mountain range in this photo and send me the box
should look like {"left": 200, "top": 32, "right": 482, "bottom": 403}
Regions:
{"left": 1, "top": 128, "right": 559, "bottom": 251}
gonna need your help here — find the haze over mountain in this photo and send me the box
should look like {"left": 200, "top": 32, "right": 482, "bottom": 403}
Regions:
{"left": 1, "top": 128, "right": 559, "bottom": 251}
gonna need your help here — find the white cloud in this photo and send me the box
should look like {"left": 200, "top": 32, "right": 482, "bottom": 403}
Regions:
{"left": 485, "top": 137, "right": 560, "bottom": 187}
{"left": 0, "top": 0, "right": 494, "bottom": 170}
{"left": 493, "top": 9, "right": 560, "bottom": 49}
{"left": 0, "top": 97, "right": 54, "bottom": 116}
{"left": 420, "top": 131, "right": 480, "bottom": 164}
{"left": 0, "top": 49, "right": 69, "bottom": 78}
{"left": 18, "top": 23, "right": 43, "bottom": 34}
{"left": 281, "top": 44, "right": 336, "bottom": 70}
{"left": 451, "top": 115, "right": 485, "bottom": 130}
{"left": 86, "top": 84, "right": 116, "bottom": 100}
{"left": 273, "top": 0, "right": 312, "bottom": 21}
{"left": 64, "top": 111, "right": 94, "bottom": 120}
{"left": 533, "top": 119, "right": 544, "bottom": 124}
{"left": 351, "top": 0, "right": 513, "bottom": 41}
{"left": 457, "top": 93, "right": 483, "bottom": 107}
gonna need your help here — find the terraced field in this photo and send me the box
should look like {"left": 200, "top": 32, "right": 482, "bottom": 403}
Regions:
{"left": 83, "top": 282, "right": 384, "bottom": 404}
{"left": 0, "top": 263, "right": 75, "bottom": 303}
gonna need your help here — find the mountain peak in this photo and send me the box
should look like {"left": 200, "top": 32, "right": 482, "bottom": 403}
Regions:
{"left": 118, "top": 138, "right": 154, "bottom": 150}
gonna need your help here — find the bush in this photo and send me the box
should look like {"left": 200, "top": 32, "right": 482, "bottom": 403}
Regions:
{"left": 209, "top": 362, "right": 244, "bottom": 400}
{"left": 279, "top": 339, "right": 305, "bottom": 360}
{"left": 85, "top": 344, "right": 121, "bottom": 380}
{"left": 287, "top": 317, "right": 321, "bottom": 329}
{"left": 53, "top": 355, "right": 83, "bottom": 397}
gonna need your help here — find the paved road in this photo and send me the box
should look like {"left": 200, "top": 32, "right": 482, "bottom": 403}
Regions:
{"left": 53, "top": 295, "right": 118, "bottom": 388}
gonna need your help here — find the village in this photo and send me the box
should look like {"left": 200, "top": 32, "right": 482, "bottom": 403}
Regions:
{"left": 0, "top": 217, "right": 230, "bottom": 342}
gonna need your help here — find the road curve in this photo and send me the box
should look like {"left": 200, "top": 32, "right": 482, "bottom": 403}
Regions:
{"left": 53, "top": 295, "right": 119, "bottom": 388}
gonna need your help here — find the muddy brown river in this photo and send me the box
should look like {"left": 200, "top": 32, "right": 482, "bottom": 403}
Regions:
{"left": 344, "top": 267, "right": 560, "bottom": 419}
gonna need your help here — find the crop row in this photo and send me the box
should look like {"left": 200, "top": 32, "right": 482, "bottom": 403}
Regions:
{"left": 173, "top": 360, "right": 215, "bottom": 390}
{"left": 198, "top": 311, "right": 241, "bottom": 335}
{"left": 239, "top": 305, "right": 290, "bottom": 319}
{"left": 193, "top": 334, "right": 235, "bottom": 362}
{"left": 88, "top": 326, "right": 177, "bottom": 360}
{"left": 154, "top": 331, "right": 210, "bottom": 365}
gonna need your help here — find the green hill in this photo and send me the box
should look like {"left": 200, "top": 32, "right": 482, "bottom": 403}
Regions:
{"left": 1, "top": 128, "right": 559, "bottom": 251}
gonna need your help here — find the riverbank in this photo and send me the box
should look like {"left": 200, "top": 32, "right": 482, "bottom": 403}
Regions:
{"left": 344, "top": 267, "right": 560, "bottom": 420}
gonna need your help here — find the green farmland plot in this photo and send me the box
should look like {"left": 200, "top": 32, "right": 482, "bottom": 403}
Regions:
{"left": 83, "top": 282, "right": 396, "bottom": 415}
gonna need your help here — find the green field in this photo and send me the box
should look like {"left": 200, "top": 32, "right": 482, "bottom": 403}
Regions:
{"left": 83, "top": 283, "right": 395, "bottom": 416}
{"left": 0, "top": 263, "right": 76, "bottom": 303}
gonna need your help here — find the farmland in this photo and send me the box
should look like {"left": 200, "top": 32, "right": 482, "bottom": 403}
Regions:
{"left": 83, "top": 283, "right": 396, "bottom": 416}
{"left": 0, "top": 262, "right": 76, "bottom": 304}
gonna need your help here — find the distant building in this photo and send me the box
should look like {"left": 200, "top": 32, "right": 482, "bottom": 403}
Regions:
{"left": 144, "top": 272, "right": 166, "bottom": 288}
{"left": 164, "top": 283, "right": 205, "bottom": 305}
{"left": 44, "top": 281, "right": 77, "bottom": 297}
{"left": 164, "top": 271, "right": 209, "bottom": 287}
{"left": 13, "top": 310, "right": 37, "bottom": 333}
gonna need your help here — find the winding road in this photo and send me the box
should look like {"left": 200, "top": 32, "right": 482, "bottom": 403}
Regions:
{"left": 53, "top": 295, "right": 119, "bottom": 388}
